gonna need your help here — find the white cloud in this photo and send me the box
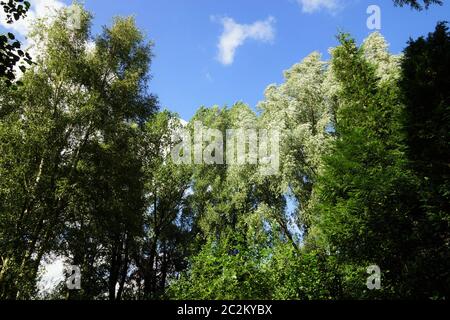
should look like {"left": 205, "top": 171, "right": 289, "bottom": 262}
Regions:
{"left": 297, "top": 0, "right": 340, "bottom": 13}
{"left": 215, "top": 16, "right": 275, "bottom": 66}
{"left": 0, "top": 0, "right": 66, "bottom": 37}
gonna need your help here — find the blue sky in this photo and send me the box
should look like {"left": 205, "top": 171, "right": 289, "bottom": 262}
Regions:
{"left": 2, "top": 0, "right": 449, "bottom": 120}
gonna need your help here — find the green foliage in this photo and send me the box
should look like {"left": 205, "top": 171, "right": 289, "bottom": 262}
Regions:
{"left": 0, "top": 3, "right": 448, "bottom": 301}
{"left": 266, "top": 245, "right": 344, "bottom": 300}
{"left": 169, "top": 236, "right": 343, "bottom": 300}
{"left": 133, "top": 111, "right": 193, "bottom": 299}
{"left": 258, "top": 52, "right": 332, "bottom": 235}
{"left": 0, "top": 5, "right": 158, "bottom": 299}
{"left": 168, "top": 235, "right": 272, "bottom": 300}
{"left": 392, "top": 0, "right": 443, "bottom": 10}
{"left": 309, "top": 30, "right": 448, "bottom": 299}
{"left": 399, "top": 22, "right": 450, "bottom": 298}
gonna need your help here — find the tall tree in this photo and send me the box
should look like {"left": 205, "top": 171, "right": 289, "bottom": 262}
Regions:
{"left": 400, "top": 22, "right": 450, "bottom": 298}
{"left": 0, "top": 5, "right": 158, "bottom": 299}
{"left": 133, "top": 111, "right": 192, "bottom": 300}
{"left": 60, "top": 15, "right": 158, "bottom": 300}
{"left": 169, "top": 104, "right": 282, "bottom": 299}
{"left": 311, "top": 33, "right": 419, "bottom": 298}
{"left": 0, "top": 4, "right": 94, "bottom": 299}
{"left": 258, "top": 52, "right": 332, "bottom": 239}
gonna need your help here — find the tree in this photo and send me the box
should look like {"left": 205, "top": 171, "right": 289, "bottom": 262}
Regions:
{"left": 169, "top": 103, "right": 283, "bottom": 299}
{"left": 133, "top": 111, "right": 192, "bottom": 300}
{"left": 186, "top": 104, "right": 267, "bottom": 241}
{"left": 169, "top": 217, "right": 343, "bottom": 300}
{"left": 258, "top": 52, "right": 332, "bottom": 239}
{"left": 393, "top": 0, "right": 443, "bottom": 10}
{"left": 59, "top": 15, "right": 158, "bottom": 300}
{"left": 311, "top": 33, "right": 419, "bottom": 297}
{"left": 0, "top": 5, "right": 95, "bottom": 299}
{"left": 168, "top": 99, "right": 345, "bottom": 300}
{"left": 168, "top": 234, "right": 273, "bottom": 300}
{"left": 0, "top": 5, "right": 158, "bottom": 299}
{"left": 399, "top": 22, "right": 450, "bottom": 298}
{"left": 0, "top": 0, "right": 32, "bottom": 85}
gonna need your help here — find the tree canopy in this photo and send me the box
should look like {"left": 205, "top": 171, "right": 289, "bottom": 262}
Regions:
{"left": 0, "top": 3, "right": 449, "bottom": 301}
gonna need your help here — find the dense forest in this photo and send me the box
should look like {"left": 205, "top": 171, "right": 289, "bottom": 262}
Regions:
{"left": 0, "top": 1, "right": 449, "bottom": 300}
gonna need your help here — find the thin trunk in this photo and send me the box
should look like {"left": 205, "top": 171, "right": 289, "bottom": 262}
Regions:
{"left": 117, "top": 240, "right": 129, "bottom": 301}
{"left": 159, "top": 242, "right": 168, "bottom": 294}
